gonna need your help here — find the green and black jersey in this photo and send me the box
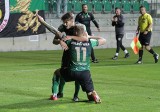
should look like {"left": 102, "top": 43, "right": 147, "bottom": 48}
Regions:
{"left": 66, "top": 39, "right": 98, "bottom": 71}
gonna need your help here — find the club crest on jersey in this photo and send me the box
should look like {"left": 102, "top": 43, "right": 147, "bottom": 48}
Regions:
{"left": 0, "top": 0, "right": 9, "bottom": 32}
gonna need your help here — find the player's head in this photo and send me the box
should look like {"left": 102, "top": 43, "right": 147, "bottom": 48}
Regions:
{"left": 61, "top": 12, "right": 74, "bottom": 29}
{"left": 74, "top": 24, "right": 85, "bottom": 37}
{"left": 139, "top": 6, "right": 146, "bottom": 15}
{"left": 82, "top": 4, "right": 88, "bottom": 13}
{"left": 115, "top": 7, "right": 121, "bottom": 15}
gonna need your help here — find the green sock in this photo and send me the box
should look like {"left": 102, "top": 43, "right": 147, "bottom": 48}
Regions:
{"left": 52, "top": 75, "right": 60, "bottom": 95}
{"left": 58, "top": 77, "right": 65, "bottom": 94}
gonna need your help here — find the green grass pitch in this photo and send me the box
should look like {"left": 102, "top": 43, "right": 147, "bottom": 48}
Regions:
{"left": 0, "top": 47, "right": 160, "bottom": 112}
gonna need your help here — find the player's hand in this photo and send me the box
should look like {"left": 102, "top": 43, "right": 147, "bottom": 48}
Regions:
{"left": 97, "top": 28, "right": 100, "bottom": 32}
{"left": 60, "top": 40, "right": 68, "bottom": 51}
{"left": 143, "top": 31, "right": 148, "bottom": 35}
{"left": 111, "top": 17, "right": 115, "bottom": 21}
{"left": 114, "top": 17, "right": 118, "bottom": 22}
{"left": 36, "top": 14, "right": 44, "bottom": 21}
{"left": 56, "top": 31, "right": 66, "bottom": 40}
{"left": 62, "top": 36, "right": 72, "bottom": 41}
{"left": 136, "top": 30, "right": 139, "bottom": 36}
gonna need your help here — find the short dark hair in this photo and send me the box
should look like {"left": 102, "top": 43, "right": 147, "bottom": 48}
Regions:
{"left": 115, "top": 7, "right": 120, "bottom": 10}
{"left": 61, "top": 12, "right": 74, "bottom": 21}
{"left": 139, "top": 5, "right": 145, "bottom": 9}
{"left": 82, "top": 4, "right": 87, "bottom": 8}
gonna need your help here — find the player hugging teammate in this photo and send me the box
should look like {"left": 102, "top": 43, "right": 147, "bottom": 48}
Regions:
{"left": 51, "top": 14, "right": 106, "bottom": 103}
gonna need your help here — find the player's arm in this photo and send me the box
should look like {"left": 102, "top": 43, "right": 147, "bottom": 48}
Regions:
{"left": 75, "top": 13, "right": 80, "bottom": 23}
{"left": 144, "top": 16, "right": 153, "bottom": 35}
{"left": 89, "top": 36, "right": 106, "bottom": 46}
{"left": 112, "top": 16, "right": 116, "bottom": 26}
{"left": 146, "top": 15, "right": 153, "bottom": 31}
{"left": 65, "top": 35, "right": 88, "bottom": 41}
{"left": 146, "top": 23, "right": 152, "bottom": 31}
{"left": 116, "top": 16, "right": 124, "bottom": 27}
{"left": 90, "top": 13, "right": 100, "bottom": 31}
{"left": 53, "top": 36, "right": 61, "bottom": 45}
{"left": 136, "top": 26, "right": 140, "bottom": 36}
{"left": 136, "top": 17, "right": 140, "bottom": 36}
{"left": 53, "top": 24, "right": 64, "bottom": 45}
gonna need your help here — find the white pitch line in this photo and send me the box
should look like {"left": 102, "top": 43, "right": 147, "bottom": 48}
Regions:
{"left": 0, "top": 68, "right": 55, "bottom": 73}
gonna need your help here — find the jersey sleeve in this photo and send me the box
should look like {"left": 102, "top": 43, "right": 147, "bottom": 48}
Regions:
{"left": 58, "top": 24, "right": 64, "bottom": 32}
{"left": 90, "top": 13, "right": 99, "bottom": 28}
{"left": 90, "top": 39, "right": 98, "bottom": 47}
{"left": 75, "top": 13, "right": 80, "bottom": 23}
{"left": 65, "top": 40, "right": 72, "bottom": 46}
{"left": 138, "top": 17, "right": 140, "bottom": 26}
{"left": 147, "top": 14, "right": 153, "bottom": 24}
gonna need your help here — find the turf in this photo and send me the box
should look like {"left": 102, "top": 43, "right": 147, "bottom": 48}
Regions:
{"left": 0, "top": 47, "right": 160, "bottom": 112}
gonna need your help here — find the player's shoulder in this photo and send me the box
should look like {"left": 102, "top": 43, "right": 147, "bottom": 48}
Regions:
{"left": 88, "top": 12, "right": 93, "bottom": 16}
{"left": 146, "top": 13, "right": 152, "bottom": 18}
{"left": 146, "top": 13, "right": 151, "bottom": 16}
{"left": 120, "top": 14, "right": 124, "bottom": 18}
{"left": 58, "top": 24, "right": 65, "bottom": 32}
{"left": 77, "top": 12, "right": 83, "bottom": 16}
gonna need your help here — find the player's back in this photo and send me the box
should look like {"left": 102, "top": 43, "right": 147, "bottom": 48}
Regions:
{"left": 68, "top": 40, "right": 92, "bottom": 71}
{"left": 66, "top": 39, "right": 98, "bottom": 71}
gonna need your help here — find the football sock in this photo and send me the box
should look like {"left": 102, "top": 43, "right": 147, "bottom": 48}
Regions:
{"left": 115, "top": 53, "right": 119, "bottom": 56}
{"left": 139, "top": 50, "right": 143, "bottom": 61}
{"left": 74, "top": 81, "right": 80, "bottom": 97}
{"left": 148, "top": 49, "right": 156, "bottom": 55}
{"left": 124, "top": 50, "right": 128, "bottom": 54}
{"left": 58, "top": 77, "right": 65, "bottom": 94}
{"left": 53, "top": 94, "right": 57, "bottom": 97}
{"left": 52, "top": 75, "right": 60, "bottom": 95}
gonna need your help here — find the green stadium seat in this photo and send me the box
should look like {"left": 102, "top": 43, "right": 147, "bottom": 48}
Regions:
{"left": 121, "top": 0, "right": 126, "bottom": 4}
{"left": 143, "top": 1, "right": 150, "bottom": 11}
{"left": 113, "top": 0, "right": 122, "bottom": 9}
{"left": 132, "top": 1, "right": 140, "bottom": 13}
{"left": 139, "top": 0, "right": 144, "bottom": 5}
{"left": 52, "top": 0, "right": 57, "bottom": 13}
{"left": 123, "top": 1, "right": 131, "bottom": 13}
{"left": 103, "top": 0, "right": 112, "bottom": 13}
{"left": 92, "top": 0, "right": 103, "bottom": 13}
{"left": 67, "top": 0, "right": 73, "bottom": 12}
{"left": 44, "top": 0, "right": 49, "bottom": 11}
{"left": 72, "top": 0, "right": 82, "bottom": 13}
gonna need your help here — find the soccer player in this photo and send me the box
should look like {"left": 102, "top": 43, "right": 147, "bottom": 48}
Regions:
{"left": 111, "top": 7, "right": 129, "bottom": 60}
{"left": 51, "top": 12, "right": 88, "bottom": 101}
{"left": 75, "top": 4, "right": 100, "bottom": 63}
{"left": 135, "top": 6, "right": 159, "bottom": 64}
{"left": 52, "top": 24, "right": 106, "bottom": 103}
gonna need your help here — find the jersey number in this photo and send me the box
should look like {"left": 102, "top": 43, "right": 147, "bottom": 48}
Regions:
{"left": 75, "top": 47, "right": 86, "bottom": 62}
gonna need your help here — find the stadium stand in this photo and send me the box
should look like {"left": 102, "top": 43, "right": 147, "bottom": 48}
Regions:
{"left": 1, "top": 0, "right": 157, "bottom": 51}
{"left": 92, "top": 0, "right": 103, "bottom": 13}
{"left": 44, "top": 0, "right": 150, "bottom": 14}
{"left": 103, "top": 0, "right": 112, "bottom": 13}
{"left": 122, "top": 0, "right": 131, "bottom": 13}
{"left": 67, "top": 0, "right": 73, "bottom": 11}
